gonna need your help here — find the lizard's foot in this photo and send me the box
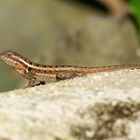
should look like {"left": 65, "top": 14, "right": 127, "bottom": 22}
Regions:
{"left": 25, "top": 81, "right": 46, "bottom": 88}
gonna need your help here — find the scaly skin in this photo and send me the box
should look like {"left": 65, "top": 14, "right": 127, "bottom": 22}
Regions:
{"left": 0, "top": 50, "right": 140, "bottom": 87}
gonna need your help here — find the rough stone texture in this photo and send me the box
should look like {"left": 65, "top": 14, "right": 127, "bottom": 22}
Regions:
{"left": 0, "top": 69, "right": 140, "bottom": 140}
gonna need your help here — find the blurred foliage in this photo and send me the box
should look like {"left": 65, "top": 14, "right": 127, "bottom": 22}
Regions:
{"left": 128, "top": 0, "right": 140, "bottom": 31}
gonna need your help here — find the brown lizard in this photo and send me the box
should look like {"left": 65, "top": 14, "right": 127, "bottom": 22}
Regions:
{"left": 0, "top": 50, "right": 140, "bottom": 87}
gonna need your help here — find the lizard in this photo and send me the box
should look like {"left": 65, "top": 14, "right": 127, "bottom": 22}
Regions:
{"left": 0, "top": 50, "right": 140, "bottom": 87}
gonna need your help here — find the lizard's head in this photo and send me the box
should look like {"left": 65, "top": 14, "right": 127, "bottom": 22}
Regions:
{"left": 0, "top": 50, "right": 28, "bottom": 76}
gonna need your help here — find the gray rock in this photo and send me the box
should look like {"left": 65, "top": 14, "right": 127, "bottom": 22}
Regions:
{"left": 0, "top": 69, "right": 140, "bottom": 140}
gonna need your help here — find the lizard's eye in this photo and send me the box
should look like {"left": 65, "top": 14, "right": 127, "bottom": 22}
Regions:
{"left": 25, "top": 67, "right": 32, "bottom": 73}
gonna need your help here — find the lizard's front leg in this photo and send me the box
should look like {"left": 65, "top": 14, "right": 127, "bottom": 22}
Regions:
{"left": 27, "top": 80, "right": 46, "bottom": 87}
{"left": 25, "top": 67, "right": 46, "bottom": 87}
{"left": 27, "top": 78, "right": 36, "bottom": 87}
{"left": 25, "top": 67, "right": 37, "bottom": 87}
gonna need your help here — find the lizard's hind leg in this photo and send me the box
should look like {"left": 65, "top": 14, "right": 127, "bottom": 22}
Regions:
{"left": 56, "top": 72, "right": 85, "bottom": 81}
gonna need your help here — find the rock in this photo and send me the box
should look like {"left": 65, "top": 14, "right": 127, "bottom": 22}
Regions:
{"left": 0, "top": 69, "right": 140, "bottom": 140}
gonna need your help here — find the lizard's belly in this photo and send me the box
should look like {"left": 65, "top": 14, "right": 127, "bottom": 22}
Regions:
{"left": 36, "top": 74, "right": 57, "bottom": 82}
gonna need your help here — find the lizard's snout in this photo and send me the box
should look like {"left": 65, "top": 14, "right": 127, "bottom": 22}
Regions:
{"left": 0, "top": 52, "right": 4, "bottom": 58}
{"left": 0, "top": 51, "right": 11, "bottom": 60}
{"left": 0, "top": 52, "right": 6, "bottom": 62}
